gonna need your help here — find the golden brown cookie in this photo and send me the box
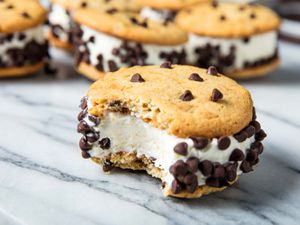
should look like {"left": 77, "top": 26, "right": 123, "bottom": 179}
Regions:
{"left": 136, "top": 0, "right": 209, "bottom": 10}
{"left": 76, "top": 63, "right": 267, "bottom": 198}
{"left": 0, "top": 0, "right": 47, "bottom": 78}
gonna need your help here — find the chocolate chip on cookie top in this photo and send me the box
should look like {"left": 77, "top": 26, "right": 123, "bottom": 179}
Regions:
{"left": 74, "top": 9, "right": 188, "bottom": 45}
{"left": 176, "top": 2, "right": 281, "bottom": 37}
{"left": 88, "top": 64, "right": 253, "bottom": 138}
{"left": 0, "top": 0, "right": 47, "bottom": 33}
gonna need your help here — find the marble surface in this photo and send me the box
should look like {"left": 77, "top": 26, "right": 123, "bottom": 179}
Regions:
{"left": 0, "top": 41, "right": 300, "bottom": 225}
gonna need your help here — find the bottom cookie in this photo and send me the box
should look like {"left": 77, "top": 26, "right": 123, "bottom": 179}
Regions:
{"left": 77, "top": 62, "right": 105, "bottom": 81}
{"left": 48, "top": 32, "right": 73, "bottom": 51}
{"left": 92, "top": 151, "right": 230, "bottom": 198}
{"left": 227, "top": 58, "right": 280, "bottom": 79}
{"left": 0, "top": 62, "right": 45, "bottom": 78}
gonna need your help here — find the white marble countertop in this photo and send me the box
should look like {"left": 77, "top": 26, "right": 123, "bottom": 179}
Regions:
{"left": 0, "top": 41, "right": 300, "bottom": 225}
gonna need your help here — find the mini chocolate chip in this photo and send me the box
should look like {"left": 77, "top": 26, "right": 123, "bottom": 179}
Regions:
{"left": 106, "top": 8, "right": 118, "bottom": 14}
{"left": 186, "top": 158, "right": 199, "bottom": 173}
{"left": 255, "top": 129, "right": 267, "bottom": 141}
{"left": 240, "top": 160, "right": 253, "bottom": 173}
{"left": 239, "top": 6, "right": 246, "bottom": 11}
{"left": 180, "top": 90, "right": 194, "bottom": 101}
{"left": 190, "top": 137, "right": 209, "bottom": 149}
{"left": 77, "top": 110, "right": 87, "bottom": 121}
{"left": 79, "top": 136, "right": 92, "bottom": 151}
{"left": 186, "top": 182, "right": 198, "bottom": 193}
{"left": 171, "top": 179, "right": 183, "bottom": 194}
{"left": 6, "top": 4, "right": 14, "bottom": 9}
{"left": 79, "top": 97, "right": 87, "bottom": 109}
{"left": 251, "top": 141, "right": 263, "bottom": 154}
{"left": 234, "top": 131, "right": 248, "bottom": 142}
{"left": 211, "top": 89, "right": 223, "bottom": 102}
{"left": 243, "top": 37, "right": 250, "bottom": 43}
{"left": 21, "top": 12, "right": 31, "bottom": 19}
{"left": 189, "top": 73, "right": 203, "bottom": 82}
{"left": 246, "top": 150, "right": 258, "bottom": 164}
{"left": 81, "top": 151, "right": 91, "bottom": 159}
{"left": 130, "top": 73, "right": 145, "bottom": 83}
{"left": 206, "top": 177, "right": 220, "bottom": 187}
{"left": 212, "top": 164, "right": 225, "bottom": 178}
{"left": 220, "top": 15, "right": 226, "bottom": 21}
{"left": 103, "top": 162, "right": 114, "bottom": 172}
{"left": 229, "top": 149, "right": 245, "bottom": 161}
{"left": 199, "top": 160, "right": 213, "bottom": 176}
{"left": 77, "top": 121, "right": 91, "bottom": 133}
{"left": 88, "top": 115, "right": 100, "bottom": 125}
{"left": 226, "top": 170, "right": 237, "bottom": 182}
{"left": 160, "top": 61, "right": 172, "bottom": 69}
{"left": 250, "top": 13, "right": 256, "bottom": 19}
{"left": 81, "top": 1, "right": 87, "bottom": 7}
{"left": 207, "top": 66, "right": 218, "bottom": 75}
{"left": 250, "top": 121, "right": 261, "bottom": 133}
{"left": 86, "top": 132, "right": 100, "bottom": 143}
{"left": 218, "top": 137, "right": 231, "bottom": 150}
{"left": 212, "top": 1, "right": 218, "bottom": 8}
{"left": 88, "top": 36, "right": 95, "bottom": 43}
{"left": 173, "top": 142, "right": 188, "bottom": 156}
{"left": 245, "top": 125, "right": 256, "bottom": 138}
{"left": 169, "top": 160, "right": 188, "bottom": 177}
{"left": 183, "top": 173, "right": 197, "bottom": 185}
{"left": 108, "top": 60, "right": 118, "bottom": 72}
{"left": 99, "top": 138, "right": 111, "bottom": 149}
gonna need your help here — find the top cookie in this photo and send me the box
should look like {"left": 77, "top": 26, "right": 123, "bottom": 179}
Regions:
{"left": 176, "top": 2, "right": 281, "bottom": 37}
{"left": 136, "top": 0, "right": 209, "bottom": 10}
{"left": 51, "top": 0, "right": 140, "bottom": 12}
{"left": 74, "top": 9, "right": 188, "bottom": 45}
{"left": 0, "top": 0, "right": 47, "bottom": 33}
{"left": 88, "top": 64, "right": 253, "bottom": 138}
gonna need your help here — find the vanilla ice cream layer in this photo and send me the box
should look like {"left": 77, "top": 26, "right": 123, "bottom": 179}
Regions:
{"left": 86, "top": 111, "right": 255, "bottom": 187}
{"left": 80, "top": 25, "right": 186, "bottom": 72}
{"left": 48, "top": 3, "right": 72, "bottom": 41}
{"left": 187, "top": 31, "right": 278, "bottom": 70}
{"left": 0, "top": 26, "right": 45, "bottom": 63}
{"left": 140, "top": 7, "right": 176, "bottom": 22}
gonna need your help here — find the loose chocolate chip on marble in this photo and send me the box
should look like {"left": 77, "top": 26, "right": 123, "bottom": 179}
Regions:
{"left": 220, "top": 15, "right": 226, "bottom": 21}
{"left": 86, "top": 132, "right": 100, "bottom": 143}
{"left": 240, "top": 160, "right": 253, "bottom": 173}
{"left": 207, "top": 66, "right": 218, "bottom": 75}
{"left": 212, "top": 164, "right": 225, "bottom": 178}
{"left": 21, "top": 12, "right": 31, "bottom": 19}
{"left": 186, "top": 157, "right": 199, "bottom": 173}
{"left": 206, "top": 177, "right": 220, "bottom": 187}
{"left": 180, "top": 90, "right": 194, "bottom": 101}
{"left": 234, "top": 131, "right": 248, "bottom": 142}
{"left": 169, "top": 160, "right": 188, "bottom": 177}
{"left": 183, "top": 173, "right": 197, "bottom": 185}
{"left": 99, "top": 138, "right": 111, "bottom": 149}
{"left": 77, "top": 120, "right": 91, "bottom": 134}
{"left": 79, "top": 97, "right": 87, "bottom": 109}
{"left": 199, "top": 160, "right": 213, "bottom": 176}
{"left": 211, "top": 88, "right": 223, "bottom": 102}
{"left": 251, "top": 141, "right": 263, "bottom": 154}
{"left": 106, "top": 8, "right": 118, "bottom": 14}
{"left": 229, "top": 149, "right": 245, "bottom": 161}
{"left": 186, "top": 182, "right": 198, "bottom": 193}
{"left": 88, "top": 115, "right": 100, "bottom": 125}
{"left": 190, "top": 137, "right": 209, "bottom": 149}
{"left": 79, "top": 136, "right": 92, "bottom": 151}
{"left": 218, "top": 136, "right": 231, "bottom": 150}
{"left": 130, "top": 73, "right": 145, "bottom": 83}
{"left": 81, "top": 151, "right": 91, "bottom": 159}
{"left": 160, "top": 61, "right": 172, "bottom": 69}
{"left": 171, "top": 179, "right": 183, "bottom": 194}
{"left": 245, "top": 125, "right": 256, "bottom": 138}
{"left": 255, "top": 129, "right": 267, "bottom": 141}
{"left": 77, "top": 110, "right": 87, "bottom": 121}
{"left": 173, "top": 142, "right": 188, "bottom": 156}
{"left": 189, "top": 73, "right": 203, "bottom": 82}
{"left": 108, "top": 60, "right": 118, "bottom": 72}
{"left": 250, "top": 121, "right": 261, "bottom": 133}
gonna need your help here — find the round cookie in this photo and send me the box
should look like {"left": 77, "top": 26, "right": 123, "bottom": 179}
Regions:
{"left": 48, "top": 0, "right": 141, "bottom": 50}
{"left": 137, "top": 0, "right": 210, "bottom": 22}
{"left": 77, "top": 63, "right": 267, "bottom": 198}
{"left": 176, "top": 2, "right": 281, "bottom": 78}
{"left": 73, "top": 9, "right": 188, "bottom": 80}
{"left": 0, "top": 0, "right": 48, "bottom": 78}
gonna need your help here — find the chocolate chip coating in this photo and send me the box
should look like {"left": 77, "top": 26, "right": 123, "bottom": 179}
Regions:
{"left": 169, "top": 160, "right": 188, "bottom": 177}
{"left": 229, "top": 149, "right": 245, "bottom": 161}
{"left": 171, "top": 179, "right": 183, "bottom": 194}
{"left": 79, "top": 136, "right": 92, "bottom": 151}
{"left": 99, "top": 138, "right": 111, "bottom": 149}
{"left": 190, "top": 137, "right": 209, "bottom": 149}
{"left": 199, "top": 160, "right": 213, "bottom": 176}
{"left": 173, "top": 142, "right": 188, "bottom": 156}
{"left": 186, "top": 158, "right": 199, "bottom": 173}
{"left": 77, "top": 120, "right": 91, "bottom": 134}
{"left": 218, "top": 136, "right": 231, "bottom": 150}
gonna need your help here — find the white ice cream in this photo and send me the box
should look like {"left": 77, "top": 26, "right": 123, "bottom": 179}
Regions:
{"left": 86, "top": 111, "right": 255, "bottom": 187}
{"left": 80, "top": 25, "right": 186, "bottom": 72}
{"left": 48, "top": 3, "right": 72, "bottom": 41}
{"left": 187, "top": 31, "right": 278, "bottom": 70}
{"left": 0, "top": 26, "right": 45, "bottom": 63}
{"left": 140, "top": 7, "right": 175, "bottom": 22}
